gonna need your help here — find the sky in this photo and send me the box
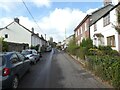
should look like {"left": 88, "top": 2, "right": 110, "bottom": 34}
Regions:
{"left": 0, "top": 0, "right": 108, "bottom": 42}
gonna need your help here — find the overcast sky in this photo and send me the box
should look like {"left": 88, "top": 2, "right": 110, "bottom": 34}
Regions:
{"left": 0, "top": 0, "right": 106, "bottom": 42}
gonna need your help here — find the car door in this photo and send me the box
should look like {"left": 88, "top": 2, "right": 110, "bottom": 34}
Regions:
{"left": 33, "top": 50, "right": 39, "bottom": 61}
{"left": 10, "top": 53, "right": 24, "bottom": 79}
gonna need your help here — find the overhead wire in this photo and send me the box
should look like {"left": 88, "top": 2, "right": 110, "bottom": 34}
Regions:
{"left": 21, "top": 0, "right": 46, "bottom": 37}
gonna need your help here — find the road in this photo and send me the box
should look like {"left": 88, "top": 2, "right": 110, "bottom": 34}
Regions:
{"left": 18, "top": 48, "right": 111, "bottom": 88}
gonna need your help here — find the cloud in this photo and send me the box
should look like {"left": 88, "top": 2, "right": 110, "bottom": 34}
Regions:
{"left": 0, "top": 7, "right": 99, "bottom": 42}
{"left": 0, "top": 0, "right": 51, "bottom": 13}
{"left": 0, "top": 17, "right": 13, "bottom": 27}
{"left": 31, "top": 0, "right": 51, "bottom": 8}
{"left": 37, "top": 8, "right": 86, "bottom": 42}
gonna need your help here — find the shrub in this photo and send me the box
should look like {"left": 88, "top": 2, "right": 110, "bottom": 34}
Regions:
{"left": 98, "top": 46, "right": 112, "bottom": 55}
{"left": 66, "top": 35, "right": 78, "bottom": 55}
{"left": 0, "top": 37, "right": 8, "bottom": 52}
{"left": 110, "top": 50, "right": 120, "bottom": 56}
{"left": 88, "top": 48, "right": 103, "bottom": 56}
{"left": 86, "top": 55, "right": 120, "bottom": 88}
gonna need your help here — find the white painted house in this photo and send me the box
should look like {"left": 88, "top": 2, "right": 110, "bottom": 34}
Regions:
{"left": 90, "top": 3, "right": 120, "bottom": 52}
{"left": 0, "top": 18, "right": 45, "bottom": 51}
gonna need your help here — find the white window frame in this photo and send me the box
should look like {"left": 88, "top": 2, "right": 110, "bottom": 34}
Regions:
{"left": 85, "top": 23, "right": 87, "bottom": 31}
{"left": 81, "top": 27, "right": 82, "bottom": 34}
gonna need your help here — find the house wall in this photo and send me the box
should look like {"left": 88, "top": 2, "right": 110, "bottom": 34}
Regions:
{"left": 90, "top": 8, "right": 120, "bottom": 52}
{"left": 31, "top": 35, "right": 41, "bottom": 46}
{"left": 75, "top": 18, "right": 90, "bottom": 45}
{"left": 0, "top": 22, "right": 31, "bottom": 46}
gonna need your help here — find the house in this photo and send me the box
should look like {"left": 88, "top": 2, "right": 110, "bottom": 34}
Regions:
{"left": 90, "top": 2, "right": 120, "bottom": 52}
{"left": 74, "top": 4, "right": 114, "bottom": 45}
{"left": 61, "top": 34, "right": 74, "bottom": 50}
{"left": 0, "top": 18, "right": 45, "bottom": 52}
{"left": 74, "top": 15, "right": 91, "bottom": 45}
{"left": 65, "top": 34, "right": 74, "bottom": 47}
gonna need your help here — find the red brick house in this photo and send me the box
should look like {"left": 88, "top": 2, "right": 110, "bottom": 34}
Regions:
{"left": 74, "top": 15, "right": 90, "bottom": 45}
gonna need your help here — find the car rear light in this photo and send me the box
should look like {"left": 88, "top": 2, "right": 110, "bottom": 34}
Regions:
{"left": 3, "top": 68, "right": 10, "bottom": 76}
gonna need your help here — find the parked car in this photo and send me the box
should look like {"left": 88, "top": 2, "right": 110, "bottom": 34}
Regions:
{"left": 21, "top": 49, "right": 40, "bottom": 64}
{"left": 46, "top": 46, "right": 52, "bottom": 52}
{"left": 0, "top": 52, "right": 31, "bottom": 89}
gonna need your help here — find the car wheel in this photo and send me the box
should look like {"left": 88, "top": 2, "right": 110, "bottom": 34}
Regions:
{"left": 12, "top": 76, "right": 19, "bottom": 89}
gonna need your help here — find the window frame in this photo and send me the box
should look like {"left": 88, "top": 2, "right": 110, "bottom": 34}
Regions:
{"left": 107, "top": 35, "right": 115, "bottom": 47}
{"left": 103, "top": 13, "right": 110, "bottom": 27}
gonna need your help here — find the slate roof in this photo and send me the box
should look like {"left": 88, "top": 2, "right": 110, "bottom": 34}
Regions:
{"left": 74, "top": 4, "right": 114, "bottom": 31}
{"left": 90, "top": 2, "right": 120, "bottom": 25}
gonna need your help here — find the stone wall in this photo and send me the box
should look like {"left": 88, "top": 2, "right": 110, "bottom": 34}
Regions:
{"left": 7, "top": 42, "right": 29, "bottom": 52}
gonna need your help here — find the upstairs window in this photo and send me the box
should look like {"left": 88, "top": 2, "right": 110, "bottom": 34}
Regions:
{"left": 103, "top": 13, "right": 110, "bottom": 27}
{"left": 5, "top": 34, "right": 8, "bottom": 38}
{"left": 81, "top": 27, "right": 82, "bottom": 34}
{"left": 75, "top": 31, "right": 77, "bottom": 37}
{"left": 85, "top": 23, "right": 87, "bottom": 31}
{"left": 78, "top": 29, "right": 80, "bottom": 36}
{"left": 94, "top": 23, "right": 97, "bottom": 31}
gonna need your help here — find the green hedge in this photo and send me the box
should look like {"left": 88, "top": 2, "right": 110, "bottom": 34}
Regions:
{"left": 86, "top": 56, "right": 120, "bottom": 88}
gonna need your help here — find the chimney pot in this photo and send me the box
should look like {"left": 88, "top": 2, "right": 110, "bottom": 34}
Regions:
{"left": 14, "top": 18, "right": 19, "bottom": 24}
{"left": 32, "top": 27, "right": 34, "bottom": 32}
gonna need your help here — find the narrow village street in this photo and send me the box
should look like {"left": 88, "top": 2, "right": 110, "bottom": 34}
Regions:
{"left": 18, "top": 49, "right": 111, "bottom": 88}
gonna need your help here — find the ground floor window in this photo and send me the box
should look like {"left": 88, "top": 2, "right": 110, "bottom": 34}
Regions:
{"left": 107, "top": 35, "right": 115, "bottom": 47}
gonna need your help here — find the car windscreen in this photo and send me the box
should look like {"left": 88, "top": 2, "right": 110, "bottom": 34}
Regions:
{"left": 21, "top": 51, "right": 32, "bottom": 55}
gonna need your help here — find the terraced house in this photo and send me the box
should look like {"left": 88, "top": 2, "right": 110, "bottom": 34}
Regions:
{"left": 90, "top": 2, "right": 120, "bottom": 52}
{"left": 0, "top": 18, "right": 46, "bottom": 52}
{"left": 74, "top": 2, "right": 114, "bottom": 45}
{"left": 74, "top": 0, "right": 120, "bottom": 52}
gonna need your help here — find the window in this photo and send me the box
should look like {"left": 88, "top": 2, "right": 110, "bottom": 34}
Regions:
{"left": 107, "top": 35, "right": 115, "bottom": 47}
{"left": 85, "top": 23, "right": 88, "bottom": 31}
{"left": 11, "top": 54, "right": 19, "bottom": 64}
{"left": 5, "top": 34, "right": 8, "bottom": 38}
{"left": 94, "top": 23, "right": 97, "bottom": 31}
{"left": 78, "top": 29, "right": 80, "bottom": 35}
{"left": 17, "top": 53, "right": 25, "bottom": 61}
{"left": 103, "top": 13, "right": 110, "bottom": 27}
{"left": 75, "top": 31, "right": 77, "bottom": 37}
{"left": 81, "top": 27, "right": 82, "bottom": 34}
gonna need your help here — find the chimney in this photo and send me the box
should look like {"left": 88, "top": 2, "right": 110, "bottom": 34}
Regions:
{"left": 37, "top": 33, "right": 39, "bottom": 36}
{"left": 32, "top": 27, "right": 34, "bottom": 33}
{"left": 14, "top": 18, "right": 19, "bottom": 24}
{"left": 104, "top": 0, "right": 112, "bottom": 6}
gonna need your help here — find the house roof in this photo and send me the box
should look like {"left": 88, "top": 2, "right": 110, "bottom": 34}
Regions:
{"left": 90, "top": 2, "right": 120, "bottom": 26}
{"left": 74, "top": 14, "right": 91, "bottom": 31}
{"left": 90, "top": 4, "right": 114, "bottom": 26}
{"left": 0, "top": 19, "right": 46, "bottom": 41}
{"left": 74, "top": 4, "right": 114, "bottom": 32}
{"left": 91, "top": 4, "right": 113, "bottom": 15}
{"left": 66, "top": 34, "right": 74, "bottom": 40}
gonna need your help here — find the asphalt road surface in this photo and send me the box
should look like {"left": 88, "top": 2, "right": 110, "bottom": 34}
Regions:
{"left": 18, "top": 48, "right": 111, "bottom": 88}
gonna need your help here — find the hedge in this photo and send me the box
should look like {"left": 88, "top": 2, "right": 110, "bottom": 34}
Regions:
{"left": 86, "top": 56, "right": 120, "bottom": 88}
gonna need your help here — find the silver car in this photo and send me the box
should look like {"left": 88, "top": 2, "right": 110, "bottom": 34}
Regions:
{"left": 21, "top": 49, "right": 40, "bottom": 64}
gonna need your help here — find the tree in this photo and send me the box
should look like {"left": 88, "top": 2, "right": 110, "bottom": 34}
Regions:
{"left": 66, "top": 35, "right": 78, "bottom": 55}
{"left": 0, "top": 37, "right": 8, "bottom": 52}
